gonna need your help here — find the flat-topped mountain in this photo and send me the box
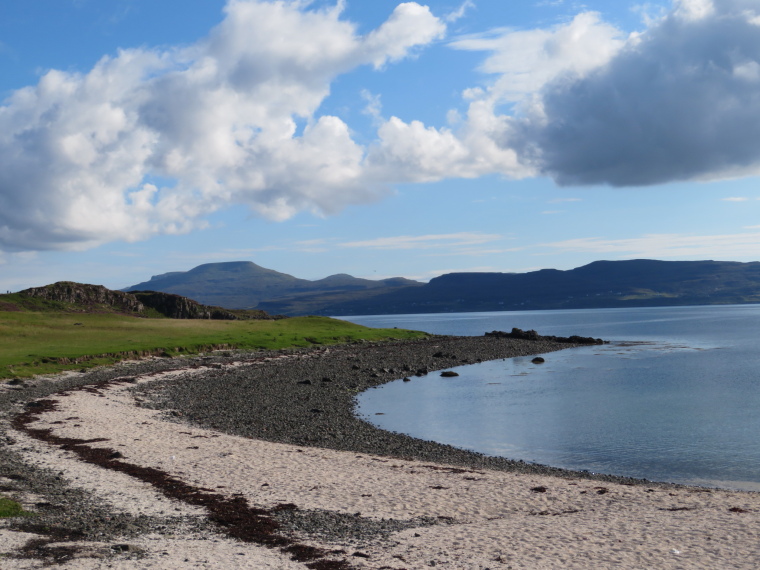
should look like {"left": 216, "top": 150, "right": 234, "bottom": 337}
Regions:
{"left": 123, "top": 261, "right": 422, "bottom": 310}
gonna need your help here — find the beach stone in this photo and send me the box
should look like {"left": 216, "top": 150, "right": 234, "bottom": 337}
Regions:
{"left": 125, "top": 336, "right": 627, "bottom": 484}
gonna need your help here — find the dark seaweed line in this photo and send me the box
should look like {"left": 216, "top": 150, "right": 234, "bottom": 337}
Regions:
{"left": 10, "top": 382, "right": 359, "bottom": 570}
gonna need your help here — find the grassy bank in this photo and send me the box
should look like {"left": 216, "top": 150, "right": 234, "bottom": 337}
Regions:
{"left": 0, "top": 311, "right": 427, "bottom": 380}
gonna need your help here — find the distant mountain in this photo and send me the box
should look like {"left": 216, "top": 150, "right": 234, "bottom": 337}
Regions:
{"left": 123, "top": 261, "right": 423, "bottom": 310}
{"left": 124, "top": 259, "right": 760, "bottom": 316}
{"left": 258, "top": 259, "right": 760, "bottom": 316}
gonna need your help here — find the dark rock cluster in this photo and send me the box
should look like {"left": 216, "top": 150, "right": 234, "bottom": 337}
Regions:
{"left": 130, "top": 290, "right": 238, "bottom": 320}
{"left": 486, "top": 327, "right": 607, "bottom": 345}
{"left": 17, "top": 281, "right": 272, "bottom": 320}
{"left": 20, "top": 282, "right": 145, "bottom": 314}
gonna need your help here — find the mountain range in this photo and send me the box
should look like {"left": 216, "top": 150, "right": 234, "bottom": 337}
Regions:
{"left": 123, "top": 261, "right": 422, "bottom": 312}
{"left": 123, "top": 259, "right": 760, "bottom": 316}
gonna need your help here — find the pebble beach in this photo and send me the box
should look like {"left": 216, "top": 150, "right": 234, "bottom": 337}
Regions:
{"left": 2, "top": 336, "right": 760, "bottom": 568}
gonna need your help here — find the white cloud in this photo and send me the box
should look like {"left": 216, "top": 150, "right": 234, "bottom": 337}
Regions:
{"left": 674, "top": 0, "right": 715, "bottom": 21}
{"left": 510, "top": 0, "right": 760, "bottom": 186}
{"left": 339, "top": 232, "right": 503, "bottom": 250}
{"left": 445, "top": 0, "right": 475, "bottom": 23}
{"left": 632, "top": 3, "right": 669, "bottom": 27}
{"left": 294, "top": 238, "right": 333, "bottom": 253}
{"left": 416, "top": 0, "right": 760, "bottom": 189}
{"left": 367, "top": 118, "right": 488, "bottom": 182}
{"left": 5, "top": 0, "right": 760, "bottom": 254}
{"left": 361, "top": 11, "right": 629, "bottom": 185}
{"left": 542, "top": 231, "right": 760, "bottom": 258}
{"left": 363, "top": 2, "right": 446, "bottom": 68}
{"left": 361, "top": 89, "right": 383, "bottom": 123}
{"left": 451, "top": 12, "right": 626, "bottom": 104}
{"left": 722, "top": 197, "right": 750, "bottom": 201}
{"left": 0, "top": 0, "right": 445, "bottom": 252}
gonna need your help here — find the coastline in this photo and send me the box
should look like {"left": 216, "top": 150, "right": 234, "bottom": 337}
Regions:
{"left": 2, "top": 336, "right": 760, "bottom": 568}
{"left": 136, "top": 336, "right": 648, "bottom": 485}
{"left": 135, "top": 335, "right": 626, "bottom": 480}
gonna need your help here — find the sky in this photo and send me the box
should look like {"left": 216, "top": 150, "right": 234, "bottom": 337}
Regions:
{"left": 2, "top": 0, "right": 760, "bottom": 292}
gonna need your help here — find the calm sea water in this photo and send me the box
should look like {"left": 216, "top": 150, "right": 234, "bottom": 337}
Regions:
{"left": 340, "top": 305, "right": 760, "bottom": 491}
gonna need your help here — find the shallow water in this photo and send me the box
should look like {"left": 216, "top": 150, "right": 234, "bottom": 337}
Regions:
{"left": 343, "top": 305, "right": 760, "bottom": 490}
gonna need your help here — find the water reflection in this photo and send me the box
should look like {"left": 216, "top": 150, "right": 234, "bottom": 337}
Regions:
{"left": 349, "top": 308, "right": 760, "bottom": 492}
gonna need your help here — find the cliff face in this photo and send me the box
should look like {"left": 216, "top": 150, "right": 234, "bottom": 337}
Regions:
{"left": 17, "top": 282, "right": 258, "bottom": 320}
{"left": 20, "top": 282, "right": 145, "bottom": 314}
{"left": 130, "top": 291, "right": 238, "bottom": 320}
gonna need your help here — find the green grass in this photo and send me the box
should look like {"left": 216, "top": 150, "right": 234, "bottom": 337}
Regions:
{"left": 0, "top": 309, "right": 427, "bottom": 380}
{"left": 0, "top": 497, "right": 30, "bottom": 518}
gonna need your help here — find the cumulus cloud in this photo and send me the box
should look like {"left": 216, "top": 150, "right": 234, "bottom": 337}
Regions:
{"left": 509, "top": 0, "right": 760, "bottom": 186}
{"left": 405, "top": 0, "right": 760, "bottom": 189}
{"left": 451, "top": 12, "right": 626, "bottom": 104}
{"left": 362, "top": 10, "right": 629, "bottom": 185}
{"left": 0, "top": 0, "right": 445, "bottom": 251}
{"left": 5, "top": 0, "right": 760, "bottom": 253}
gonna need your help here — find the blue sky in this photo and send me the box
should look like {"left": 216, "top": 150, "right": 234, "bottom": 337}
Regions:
{"left": 2, "top": 0, "right": 760, "bottom": 292}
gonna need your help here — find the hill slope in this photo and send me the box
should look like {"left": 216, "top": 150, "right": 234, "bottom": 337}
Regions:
{"left": 258, "top": 259, "right": 760, "bottom": 315}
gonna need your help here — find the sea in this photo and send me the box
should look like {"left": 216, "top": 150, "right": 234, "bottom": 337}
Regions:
{"left": 339, "top": 305, "right": 760, "bottom": 491}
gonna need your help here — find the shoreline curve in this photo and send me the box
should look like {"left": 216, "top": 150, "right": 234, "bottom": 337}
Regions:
{"left": 3, "top": 336, "right": 760, "bottom": 568}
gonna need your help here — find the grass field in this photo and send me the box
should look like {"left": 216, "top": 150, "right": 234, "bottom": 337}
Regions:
{"left": 0, "top": 310, "right": 427, "bottom": 380}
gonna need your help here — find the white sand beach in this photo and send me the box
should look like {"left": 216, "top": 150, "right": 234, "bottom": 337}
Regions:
{"left": 3, "top": 366, "right": 760, "bottom": 569}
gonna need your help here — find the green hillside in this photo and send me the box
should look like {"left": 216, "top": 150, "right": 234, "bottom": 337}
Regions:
{"left": 0, "top": 288, "right": 426, "bottom": 380}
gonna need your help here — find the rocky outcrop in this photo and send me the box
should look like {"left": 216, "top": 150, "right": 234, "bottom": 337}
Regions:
{"left": 18, "top": 282, "right": 273, "bottom": 320}
{"left": 485, "top": 328, "right": 607, "bottom": 345}
{"left": 131, "top": 291, "right": 238, "bottom": 320}
{"left": 20, "top": 282, "right": 144, "bottom": 314}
